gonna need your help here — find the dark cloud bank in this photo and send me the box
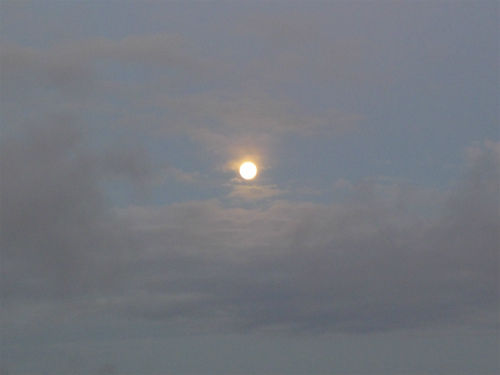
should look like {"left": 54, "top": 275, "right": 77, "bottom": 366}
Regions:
{"left": 1, "top": 121, "right": 498, "bottom": 338}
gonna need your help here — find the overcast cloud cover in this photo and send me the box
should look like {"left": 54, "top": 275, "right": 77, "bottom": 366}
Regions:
{"left": 1, "top": 1, "right": 499, "bottom": 374}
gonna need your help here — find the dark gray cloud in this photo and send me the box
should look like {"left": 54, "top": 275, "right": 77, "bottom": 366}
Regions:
{"left": 0, "top": 115, "right": 148, "bottom": 305}
{"left": 0, "top": 43, "right": 93, "bottom": 96}
{"left": 2, "top": 119, "right": 497, "bottom": 336}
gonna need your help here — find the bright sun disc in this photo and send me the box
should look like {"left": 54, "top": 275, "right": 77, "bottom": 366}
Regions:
{"left": 239, "top": 162, "right": 257, "bottom": 179}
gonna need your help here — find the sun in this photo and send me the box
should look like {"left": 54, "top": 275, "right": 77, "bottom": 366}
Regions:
{"left": 239, "top": 162, "right": 257, "bottom": 180}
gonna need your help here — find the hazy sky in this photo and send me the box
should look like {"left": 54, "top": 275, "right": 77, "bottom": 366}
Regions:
{"left": 1, "top": 1, "right": 499, "bottom": 374}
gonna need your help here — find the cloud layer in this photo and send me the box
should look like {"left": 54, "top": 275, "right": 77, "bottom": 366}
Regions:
{"left": 1, "top": 4, "right": 498, "bottom": 373}
{"left": 2, "top": 121, "right": 498, "bottom": 336}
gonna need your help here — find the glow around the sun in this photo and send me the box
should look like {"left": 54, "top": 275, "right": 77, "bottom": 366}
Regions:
{"left": 239, "top": 162, "right": 257, "bottom": 179}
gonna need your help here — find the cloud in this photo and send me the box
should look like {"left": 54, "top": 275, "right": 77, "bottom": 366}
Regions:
{"left": 0, "top": 43, "right": 93, "bottom": 96}
{"left": 0, "top": 33, "right": 215, "bottom": 99}
{"left": 227, "top": 9, "right": 375, "bottom": 87}
{"left": 0, "top": 115, "right": 144, "bottom": 305}
{"left": 96, "top": 363, "right": 117, "bottom": 375}
{"left": 154, "top": 90, "right": 363, "bottom": 174}
{"left": 124, "top": 140, "right": 499, "bottom": 334}
{"left": 163, "top": 167, "right": 200, "bottom": 185}
{"left": 227, "top": 184, "right": 287, "bottom": 202}
{"left": 113, "top": 151, "right": 498, "bottom": 335}
{"left": 154, "top": 90, "right": 362, "bottom": 138}
{"left": 2, "top": 120, "right": 497, "bottom": 336}
{"left": 103, "top": 147, "right": 152, "bottom": 183}
{"left": 1, "top": 35, "right": 364, "bottom": 176}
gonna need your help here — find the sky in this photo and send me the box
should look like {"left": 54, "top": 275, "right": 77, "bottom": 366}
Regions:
{"left": 0, "top": 1, "right": 499, "bottom": 374}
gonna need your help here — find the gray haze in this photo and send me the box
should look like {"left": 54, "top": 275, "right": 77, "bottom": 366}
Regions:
{"left": 1, "top": 1, "right": 498, "bottom": 374}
